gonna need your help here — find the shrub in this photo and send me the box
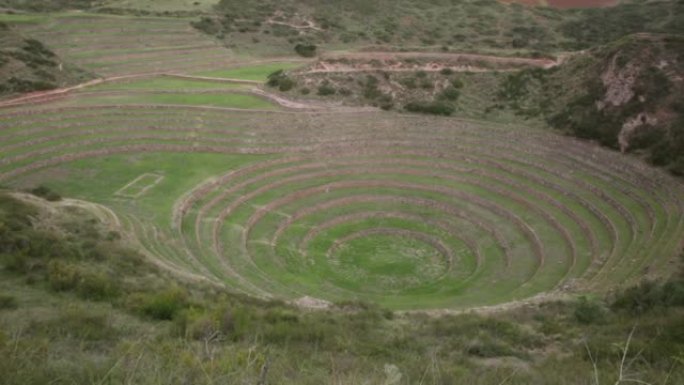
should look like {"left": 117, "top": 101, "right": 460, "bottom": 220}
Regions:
{"left": 439, "top": 86, "right": 460, "bottom": 101}
{"left": 191, "top": 17, "right": 222, "bottom": 35}
{"left": 450, "top": 78, "right": 464, "bottom": 89}
{"left": 266, "top": 70, "right": 296, "bottom": 91}
{"left": 76, "top": 270, "right": 119, "bottom": 300}
{"left": 29, "top": 185, "right": 61, "bottom": 201}
{"left": 294, "top": 43, "right": 317, "bottom": 57}
{"left": 466, "top": 339, "right": 516, "bottom": 358}
{"left": 47, "top": 260, "right": 80, "bottom": 292}
{"left": 278, "top": 77, "right": 295, "bottom": 92}
{"left": 611, "top": 280, "right": 684, "bottom": 315}
{"left": 132, "top": 287, "right": 189, "bottom": 320}
{"left": 400, "top": 77, "right": 417, "bottom": 89}
{"left": 23, "top": 39, "right": 55, "bottom": 58}
{"left": 404, "top": 101, "right": 454, "bottom": 116}
{"left": 574, "top": 297, "right": 607, "bottom": 324}
{"left": 440, "top": 67, "right": 454, "bottom": 75}
{"left": 0, "top": 294, "right": 18, "bottom": 310}
{"left": 317, "top": 84, "right": 336, "bottom": 96}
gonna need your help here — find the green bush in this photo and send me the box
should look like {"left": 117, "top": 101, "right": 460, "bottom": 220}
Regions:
{"left": 28, "top": 185, "right": 61, "bottom": 201}
{"left": 611, "top": 280, "right": 684, "bottom": 315}
{"left": 266, "top": 70, "right": 296, "bottom": 91}
{"left": 574, "top": 297, "right": 607, "bottom": 324}
{"left": 439, "top": 86, "right": 460, "bottom": 101}
{"left": 278, "top": 77, "right": 295, "bottom": 91}
{"left": 404, "top": 101, "right": 454, "bottom": 116}
{"left": 466, "top": 339, "right": 516, "bottom": 358}
{"left": 450, "top": 78, "right": 464, "bottom": 89}
{"left": 317, "top": 84, "right": 336, "bottom": 96}
{"left": 47, "top": 260, "right": 80, "bottom": 292}
{"left": 132, "top": 287, "right": 189, "bottom": 320}
{"left": 75, "top": 270, "right": 120, "bottom": 300}
{"left": 400, "top": 76, "right": 417, "bottom": 89}
{"left": 294, "top": 43, "right": 317, "bottom": 57}
{"left": 0, "top": 294, "right": 18, "bottom": 310}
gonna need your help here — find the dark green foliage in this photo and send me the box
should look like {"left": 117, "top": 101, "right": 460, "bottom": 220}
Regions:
{"left": 191, "top": 17, "right": 222, "bottom": 35}
{"left": 266, "top": 69, "right": 296, "bottom": 91}
{"left": 0, "top": 29, "right": 91, "bottom": 96}
{"left": 611, "top": 279, "right": 684, "bottom": 315}
{"left": 450, "top": 78, "right": 464, "bottom": 89}
{"left": 0, "top": 0, "right": 93, "bottom": 12}
{"left": 0, "top": 294, "right": 18, "bottom": 310}
{"left": 130, "top": 287, "right": 189, "bottom": 320}
{"left": 440, "top": 67, "right": 454, "bottom": 75}
{"left": 399, "top": 76, "right": 417, "bottom": 89}
{"left": 47, "top": 260, "right": 120, "bottom": 300}
{"left": 317, "top": 83, "right": 336, "bottom": 96}
{"left": 497, "top": 68, "right": 547, "bottom": 109}
{"left": 362, "top": 75, "right": 382, "bottom": 99}
{"left": 558, "top": 1, "right": 684, "bottom": 50}
{"left": 28, "top": 185, "right": 61, "bottom": 201}
{"left": 404, "top": 100, "right": 454, "bottom": 116}
{"left": 574, "top": 297, "right": 607, "bottom": 324}
{"left": 22, "top": 39, "right": 55, "bottom": 58}
{"left": 466, "top": 340, "right": 516, "bottom": 358}
{"left": 0, "top": 77, "right": 55, "bottom": 94}
{"left": 438, "top": 86, "right": 460, "bottom": 101}
{"left": 294, "top": 43, "right": 317, "bottom": 57}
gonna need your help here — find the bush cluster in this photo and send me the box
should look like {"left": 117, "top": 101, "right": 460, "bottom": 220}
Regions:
{"left": 266, "top": 69, "right": 296, "bottom": 92}
{"left": 404, "top": 100, "right": 454, "bottom": 116}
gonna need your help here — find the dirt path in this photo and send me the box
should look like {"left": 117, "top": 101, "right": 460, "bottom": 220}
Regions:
{"left": 0, "top": 51, "right": 564, "bottom": 109}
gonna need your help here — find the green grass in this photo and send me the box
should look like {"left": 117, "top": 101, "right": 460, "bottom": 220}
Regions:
{"left": 34, "top": 153, "right": 271, "bottom": 229}
{"left": 196, "top": 62, "right": 304, "bottom": 81}
{"left": 67, "top": 92, "right": 277, "bottom": 109}
{"left": 1, "top": 65, "right": 682, "bottom": 310}
{"left": 89, "top": 77, "right": 249, "bottom": 91}
{"left": 0, "top": 13, "right": 48, "bottom": 23}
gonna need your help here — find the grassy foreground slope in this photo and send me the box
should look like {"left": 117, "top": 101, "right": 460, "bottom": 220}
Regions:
{"left": 1, "top": 191, "right": 683, "bottom": 384}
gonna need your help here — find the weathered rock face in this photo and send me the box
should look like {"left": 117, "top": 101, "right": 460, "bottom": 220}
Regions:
{"left": 599, "top": 56, "right": 638, "bottom": 109}
{"left": 618, "top": 113, "right": 658, "bottom": 152}
{"left": 542, "top": 34, "right": 684, "bottom": 175}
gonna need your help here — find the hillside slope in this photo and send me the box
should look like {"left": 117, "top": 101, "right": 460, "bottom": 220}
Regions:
{"left": 192, "top": 0, "right": 683, "bottom": 54}
{"left": 0, "top": 22, "right": 92, "bottom": 98}
{"left": 499, "top": 34, "right": 684, "bottom": 175}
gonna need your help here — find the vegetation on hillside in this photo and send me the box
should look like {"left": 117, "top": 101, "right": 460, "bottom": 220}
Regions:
{"left": 496, "top": 34, "right": 684, "bottom": 175}
{"left": 0, "top": 22, "right": 92, "bottom": 97}
{"left": 0, "top": 0, "right": 93, "bottom": 12}
{"left": 190, "top": 0, "right": 684, "bottom": 54}
{"left": 1, "top": 190, "right": 683, "bottom": 384}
